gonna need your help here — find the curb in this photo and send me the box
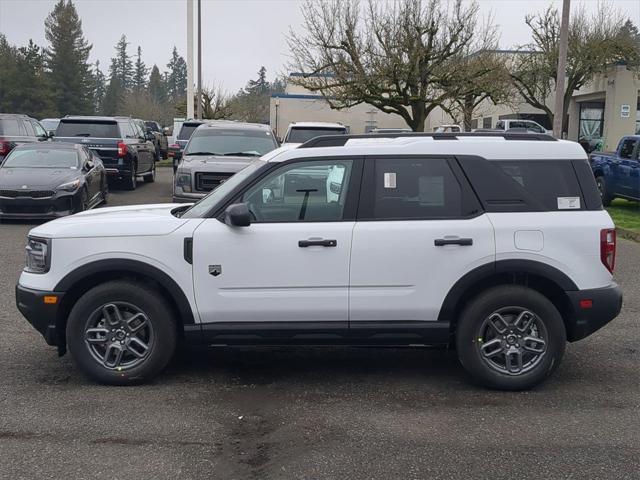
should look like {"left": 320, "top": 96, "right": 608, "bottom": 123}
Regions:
{"left": 616, "top": 227, "right": 640, "bottom": 242}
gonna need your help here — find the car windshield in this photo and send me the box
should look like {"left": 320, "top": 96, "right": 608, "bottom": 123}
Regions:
{"left": 181, "top": 160, "right": 266, "bottom": 218}
{"left": 145, "top": 121, "right": 160, "bottom": 132}
{"left": 56, "top": 121, "right": 119, "bottom": 138}
{"left": 184, "top": 129, "right": 277, "bottom": 156}
{"left": 286, "top": 127, "right": 346, "bottom": 143}
{"left": 178, "top": 123, "right": 202, "bottom": 140}
{"left": 2, "top": 149, "right": 79, "bottom": 169}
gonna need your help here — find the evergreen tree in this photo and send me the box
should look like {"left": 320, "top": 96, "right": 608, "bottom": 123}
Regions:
{"left": 109, "top": 34, "right": 133, "bottom": 91}
{"left": 148, "top": 64, "right": 166, "bottom": 104}
{"left": 91, "top": 60, "right": 106, "bottom": 114}
{"left": 102, "top": 76, "right": 124, "bottom": 115}
{"left": 132, "top": 46, "right": 148, "bottom": 92}
{"left": 247, "top": 66, "right": 269, "bottom": 94}
{"left": 44, "top": 0, "right": 93, "bottom": 115}
{"left": 165, "top": 46, "right": 187, "bottom": 103}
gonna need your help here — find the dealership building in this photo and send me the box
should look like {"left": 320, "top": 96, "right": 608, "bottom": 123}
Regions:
{"left": 272, "top": 66, "right": 640, "bottom": 149}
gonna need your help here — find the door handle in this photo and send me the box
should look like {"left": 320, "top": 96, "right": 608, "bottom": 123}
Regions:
{"left": 298, "top": 239, "right": 337, "bottom": 247}
{"left": 434, "top": 238, "right": 473, "bottom": 246}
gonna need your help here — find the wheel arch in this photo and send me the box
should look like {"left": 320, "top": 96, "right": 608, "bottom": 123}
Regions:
{"left": 53, "top": 259, "right": 195, "bottom": 355}
{"left": 438, "top": 260, "right": 577, "bottom": 343}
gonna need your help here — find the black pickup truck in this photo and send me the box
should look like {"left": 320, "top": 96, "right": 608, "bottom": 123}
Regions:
{"left": 54, "top": 116, "right": 156, "bottom": 190}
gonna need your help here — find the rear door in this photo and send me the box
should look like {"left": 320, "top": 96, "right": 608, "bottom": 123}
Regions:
{"left": 616, "top": 138, "right": 639, "bottom": 197}
{"left": 349, "top": 156, "right": 495, "bottom": 333}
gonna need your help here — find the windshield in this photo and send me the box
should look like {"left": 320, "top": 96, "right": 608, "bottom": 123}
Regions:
{"left": 285, "top": 127, "right": 346, "bottom": 144}
{"left": 181, "top": 160, "right": 266, "bottom": 218}
{"left": 184, "top": 129, "right": 277, "bottom": 156}
{"left": 145, "top": 121, "right": 160, "bottom": 132}
{"left": 56, "top": 121, "right": 119, "bottom": 138}
{"left": 3, "top": 149, "right": 79, "bottom": 169}
{"left": 41, "top": 119, "right": 60, "bottom": 131}
{"left": 178, "top": 123, "right": 202, "bottom": 140}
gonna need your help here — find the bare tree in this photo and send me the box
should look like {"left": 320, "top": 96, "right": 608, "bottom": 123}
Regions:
{"left": 201, "top": 85, "right": 232, "bottom": 120}
{"left": 510, "top": 4, "right": 640, "bottom": 133}
{"left": 287, "top": 0, "right": 485, "bottom": 131}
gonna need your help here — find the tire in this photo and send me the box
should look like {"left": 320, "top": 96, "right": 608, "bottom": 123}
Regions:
{"left": 595, "top": 175, "right": 613, "bottom": 206}
{"left": 122, "top": 165, "right": 137, "bottom": 191}
{"left": 456, "top": 285, "right": 566, "bottom": 391}
{"left": 143, "top": 162, "right": 156, "bottom": 183}
{"left": 154, "top": 145, "right": 161, "bottom": 162}
{"left": 66, "top": 280, "right": 177, "bottom": 385}
{"left": 101, "top": 179, "right": 109, "bottom": 205}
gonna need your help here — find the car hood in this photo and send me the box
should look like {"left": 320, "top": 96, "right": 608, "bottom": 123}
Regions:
{"left": 181, "top": 155, "right": 254, "bottom": 172}
{"left": 0, "top": 168, "right": 80, "bottom": 189}
{"left": 29, "top": 203, "right": 191, "bottom": 239}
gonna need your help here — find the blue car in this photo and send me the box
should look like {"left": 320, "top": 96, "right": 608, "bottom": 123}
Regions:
{"left": 590, "top": 135, "right": 640, "bottom": 206}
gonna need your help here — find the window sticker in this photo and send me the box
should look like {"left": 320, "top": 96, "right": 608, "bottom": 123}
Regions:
{"left": 557, "top": 197, "right": 580, "bottom": 209}
{"left": 384, "top": 172, "right": 396, "bottom": 189}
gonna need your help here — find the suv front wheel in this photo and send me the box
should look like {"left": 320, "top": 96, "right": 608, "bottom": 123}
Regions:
{"left": 456, "top": 285, "right": 566, "bottom": 391}
{"left": 66, "top": 280, "right": 177, "bottom": 385}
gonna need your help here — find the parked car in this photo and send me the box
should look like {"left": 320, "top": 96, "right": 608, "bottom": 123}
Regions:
{"left": 40, "top": 118, "right": 60, "bottom": 137}
{"left": 282, "top": 122, "right": 348, "bottom": 145}
{"left": 169, "top": 119, "right": 205, "bottom": 171}
{"left": 54, "top": 116, "right": 156, "bottom": 190}
{"left": 173, "top": 121, "right": 278, "bottom": 203}
{"left": 0, "top": 143, "right": 107, "bottom": 219}
{"left": 590, "top": 135, "right": 640, "bottom": 206}
{"left": 0, "top": 113, "right": 50, "bottom": 164}
{"left": 144, "top": 121, "right": 169, "bottom": 160}
{"left": 16, "top": 131, "right": 621, "bottom": 390}
{"left": 130, "top": 118, "right": 159, "bottom": 161}
{"left": 495, "top": 119, "right": 550, "bottom": 135}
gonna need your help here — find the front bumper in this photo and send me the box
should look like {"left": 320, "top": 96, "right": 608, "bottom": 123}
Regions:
{"left": 16, "top": 284, "right": 64, "bottom": 347}
{"left": 565, "top": 283, "right": 623, "bottom": 342}
{"left": 0, "top": 191, "right": 81, "bottom": 219}
{"left": 173, "top": 192, "right": 205, "bottom": 203}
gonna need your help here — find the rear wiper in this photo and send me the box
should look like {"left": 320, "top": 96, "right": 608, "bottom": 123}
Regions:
{"left": 74, "top": 133, "right": 92, "bottom": 137}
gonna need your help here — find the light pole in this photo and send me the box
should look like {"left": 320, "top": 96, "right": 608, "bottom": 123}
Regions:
{"left": 553, "top": 0, "right": 570, "bottom": 138}
{"left": 186, "top": 0, "right": 194, "bottom": 120}
{"left": 196, "top": 0, "right": 203, "bottom": 119}
{"left": 274, "top": 98, "right": 280, "bottom": 139}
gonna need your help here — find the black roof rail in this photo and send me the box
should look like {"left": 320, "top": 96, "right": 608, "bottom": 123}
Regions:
{"left": 298, "top": 131, "right": 557, "bottom": 148}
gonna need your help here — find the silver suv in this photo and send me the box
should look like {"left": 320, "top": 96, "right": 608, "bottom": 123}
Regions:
{"left": 173, "top": 121, "right": 278, "bottom": 203}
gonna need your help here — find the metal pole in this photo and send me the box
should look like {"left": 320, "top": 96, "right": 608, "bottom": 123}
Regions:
{"left": 553, "top": 0, "right": 570, "bottom": 138}
{"left": 196, "top": 0, "right": 203, "bottom": 119}
{"left": 186, "top": 0, "right": 194, "bottom": 120}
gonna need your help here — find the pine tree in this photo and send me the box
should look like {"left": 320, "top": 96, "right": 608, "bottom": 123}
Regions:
{"left": 132, "top": 46, "right": 148, "bottom": 92}
{"left": 102, "top": 76, "right": 124, "bottom": 115}
{"left": 109, "top": 34, "right": 133, "bottom": 91}
{"left": 91, "top": 60, "right": 106, "bottom": 114}
{"left": 44, "top": 0, "right": 93, "bottom": 115}
{"left": 165, "top": 46, "right": 187, "bottom": 103}
{"left": 247, "top": 66, "right": 269, "bottom": 94}
{"left": 148, "top": 64, "right": 166, "bottom": 104}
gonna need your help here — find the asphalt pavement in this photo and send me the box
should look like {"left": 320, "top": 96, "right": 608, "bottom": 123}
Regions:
{"left": 0, "top": 168, "right": 638, "bottom": 479}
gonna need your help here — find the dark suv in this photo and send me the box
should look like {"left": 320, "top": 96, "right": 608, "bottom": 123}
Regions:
{"left": 0, "top": 113, "right": 50, "bottom": 164}
{"left": 144, "top": 121, "right": 168, "bottom": 160}
{"left": 54, "top": 116, "right": 156, "bottom": 190}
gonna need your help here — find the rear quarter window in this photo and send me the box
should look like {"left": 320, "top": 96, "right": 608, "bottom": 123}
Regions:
{"left": 458, "top": 156, "right": 590, "bottom": 212}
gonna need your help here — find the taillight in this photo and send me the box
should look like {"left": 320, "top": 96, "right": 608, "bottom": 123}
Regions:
{"left": 600, "top": 228, "right": 616, "bottom": 273}
{"left": 0, "top": 141, "right": 9, "bottom": 155}
{"left": 117, "top": 141, "right": 128, "bottom": 157}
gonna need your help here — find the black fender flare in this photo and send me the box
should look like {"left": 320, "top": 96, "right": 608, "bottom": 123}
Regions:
{"left": 54, "top": 258, "right": 195, "bottom": 325}
{"left": 437, "top": 259, "right": 578, "bottom": 322}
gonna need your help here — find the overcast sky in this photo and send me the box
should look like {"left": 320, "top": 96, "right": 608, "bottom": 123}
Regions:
{"left": 1, "top": 0, "right": 639, "bottom": 93}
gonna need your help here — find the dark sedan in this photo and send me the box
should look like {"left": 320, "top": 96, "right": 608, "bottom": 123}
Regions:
{"left": 0, "top": 143, "right": 108, "bottom": 220}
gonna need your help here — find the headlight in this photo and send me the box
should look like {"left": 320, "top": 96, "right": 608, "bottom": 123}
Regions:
{"left": 58, "top": 179, "right": 80, "bottom": 192}
{"left": 25, "top": 237, "right": 51, "bottom": 274}
{"left": 176, "top": 172, "right": 192, "bottom": 193}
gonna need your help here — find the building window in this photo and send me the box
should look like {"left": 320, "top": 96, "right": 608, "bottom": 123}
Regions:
{"left": 471, "top": 118, "right": 478, "bottom": 130}
{"left": 482, "top": 117, "right": 492, "bottom": 129}
{"left": 636, "top": 101, "right": 640, "bottom": 134}
{"left": 579, "top": 102, "right": 605, "bottom": 140}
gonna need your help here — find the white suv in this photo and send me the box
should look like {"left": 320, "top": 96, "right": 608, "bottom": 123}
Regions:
{"left": 16, "top": 132, "right": 622, "bottom": 390}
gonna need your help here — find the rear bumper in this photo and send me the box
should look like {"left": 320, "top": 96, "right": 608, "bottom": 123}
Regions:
{"left": 565, "top": 283, "right": 623, "bottom": 342}
{"left": 15, "top": 284, "right": 64, "bottom": 346}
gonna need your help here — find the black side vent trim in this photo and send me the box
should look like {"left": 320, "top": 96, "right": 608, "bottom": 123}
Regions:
{"left": 184, "top": 238, "right": 193, "bottom": 264}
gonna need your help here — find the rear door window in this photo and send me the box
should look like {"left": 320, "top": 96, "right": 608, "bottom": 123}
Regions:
{"left": 56, "top": 121, "right": 120, "bottom": 138}
{"left": 22, "top": 120, "right": 35, "bottom": 136}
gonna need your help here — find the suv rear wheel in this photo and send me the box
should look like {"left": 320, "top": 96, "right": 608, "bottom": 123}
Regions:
{"left": 456, "top": 285, "right": 566, "bottom": 390}
{"left": 121, "top": 166, "right": 137, "bottom": 191}
{"left": 66, "top": 280, "right": 177, "bottom": 385}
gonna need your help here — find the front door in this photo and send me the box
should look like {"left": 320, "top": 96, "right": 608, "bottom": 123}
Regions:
{"left": 192, "top": 157, "right": 361, "bottom": 327}
{"left": 349, "top": 156, "right": 495, "bottom": 328}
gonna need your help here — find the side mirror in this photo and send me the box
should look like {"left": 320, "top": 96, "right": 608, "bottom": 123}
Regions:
{"left": 84, "top": 160, "right": 94, "bottom": 171}
{"left": 224, "top": 203, "right": 251, "bottom": 227}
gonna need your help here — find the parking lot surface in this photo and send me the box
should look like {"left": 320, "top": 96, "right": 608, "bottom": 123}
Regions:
{"left": 1, "top": 168, "right": 639, "bottom": 479}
